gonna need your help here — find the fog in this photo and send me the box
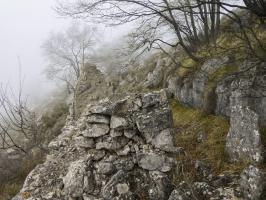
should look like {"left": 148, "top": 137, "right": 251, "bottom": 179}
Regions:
{"left": 0, "top": 0, "right": 130, "bottom": 105}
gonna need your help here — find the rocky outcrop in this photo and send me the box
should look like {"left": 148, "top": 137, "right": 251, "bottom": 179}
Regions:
{"left": 226, "top": 105, "right": 264, "bottom": 163}
{"left": 240, "top": 165, "right": 266, "bottom": 200}
{"left": 167, "top": 56, "right": 230, "bottom": 112}
{"left": 144, "top": 59, "right": 165, "bottom": 88}
{"left": 13, "top": 90, "right": 181, "bottom": 200}
{"left": 75, "top": 63, "right": 112, "bottom": 116}
{"left": 217, "top": 62, "right": 266, "bottom": 125}
{"left": 168, "top": 60, "right": 266, "bottom": 126}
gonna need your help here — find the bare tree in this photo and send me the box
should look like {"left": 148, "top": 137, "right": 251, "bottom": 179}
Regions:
{"left": 42, "top": 23, "right": 97, "bottom": 93}
{"left": 0, "top": 78, "right": 39, "bottom": 153}
{"left": 56, "top": 0, "right": 204, "bottom": 61}
{"left": 56, "top": 0, "right": 247, "bottom": 62}
{"left": 243, "top": 0, "right": 266, "bottom": 17}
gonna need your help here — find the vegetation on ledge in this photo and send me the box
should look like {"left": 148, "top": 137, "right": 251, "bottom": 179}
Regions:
{"left": 171, "top": 100, "right": 246, "bottom": 182}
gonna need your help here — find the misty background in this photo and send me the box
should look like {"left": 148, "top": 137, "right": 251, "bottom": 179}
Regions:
{"left": 0, "top": 0, "right": 130, "bottom": 105}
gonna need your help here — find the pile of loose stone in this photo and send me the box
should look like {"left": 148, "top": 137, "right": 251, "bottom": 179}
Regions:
{"left": 13, "top": 90, "right": 181, "bottom": 200}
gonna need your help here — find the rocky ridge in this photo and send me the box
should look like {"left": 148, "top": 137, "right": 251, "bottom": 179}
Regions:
{"left": 13, "top": 91, "right": 181, "bottom": 200}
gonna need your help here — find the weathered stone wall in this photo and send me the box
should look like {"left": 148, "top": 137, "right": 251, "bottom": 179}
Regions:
{"left": 13, "top": 91, "right": 181, "bottom": 200}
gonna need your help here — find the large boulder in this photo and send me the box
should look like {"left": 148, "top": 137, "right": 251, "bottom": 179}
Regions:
{"left": 226, "top": 105, "right": 264, "bottom": 163}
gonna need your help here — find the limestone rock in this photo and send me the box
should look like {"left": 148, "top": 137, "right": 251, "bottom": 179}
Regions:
{"left": 148, "top": 171, "right": 174, "bottom": 200}
{"left": 116, "top": 183, "right": 130, "bottom": 195}
{"left": 82, "top": 124, "right": 110, "bottom": 138}
{"left": 13, "top": 91, "right": 178, "bottom": 200}
{"left": 226, "top": 105, "right": 263, "bottom": 163}
{"left": 95, "top": 161, "right": 116, "bottom": 175}
{"left": 96, "top": 136, "right": 129, "bottom": 150}
{"left": 136, "top": 108, "right": 172, "bottom": 143}
{"left": 110, "top": 129, "right": 124, "bottom": 138}
{"left": 151, "top": 129, "right": 175, "bottom": 152}
{"left": 87, "top": 114, "right": 110, "bottom": 124}
{"left": 74, "top": 136, "right": 95, "bottom": 148}
{"left": 240, "top": 165, "right": 266, "bottom": 200}
{"left": 141, "top": 91, "right": 168, "bottom": 108}
{"left": 144, "top": 59, "right": 165, "bottom": 88}
{"left": 124, "top": 129, "right": 136, "bottom": 139}
{"left": 137, "top": 151, "right": 176, "bottom": 172}
{"left": 63, "top": 160, "right": 93, "bottom": 198}
{"left": 110, "top": 116, "right": 129, "bottom": 130}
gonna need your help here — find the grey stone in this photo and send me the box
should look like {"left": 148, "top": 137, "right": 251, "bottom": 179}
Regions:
{"left": 88, "top": 102, "right": 115, "bottom": 115}
{"left": 151, "top": 129, "right": 175, "bottom": 152}
{"left": 141, "top": 91, "right": 168, "bottom": 108}
{"left": 137, "top": 152, "right": 176, "bottom": 172}
{"left": 63, "top": 160, "right": 93, "bottom": 198}
{"left": 124, "top": 130, "right": 136, "bottom": 139}
{"left": 82, "top": 124, "right": 110, "bottom": 138}
{"left": 144, "top": 59, "right": 165, "bottom": 88}
{"left": 74, "top": 136, "right": 95, "bottom": 148}
{"left": 102, "top": 170, "right": 127, "bottom": 199}
{"left": 87, "top": 114, "right": 110, "bottom": 124}
{"left": 116, "top": 145, "right": 131, "bottom": 156}
{"left": 136, "top": 108, "right": 172, "bottom": 143}
{"left": 110, "top": 116, "right": 129, "bottom": 130}
{"left": 113, "top": 156, "right": 135, "bottom": 171}
{"left": 201, "top": 57, "right": 230, "bottom": 75}
{"left": 110, "top": 129, "right": 124, "bottom": 138}
{"left": 116, "top": 183, "right": 130, "bottom": 195}
{"left": 226, "top": 105, "right": 263, "bottom": 163}
{"left": 96, "top": 136, "right": 129, "bottom": 150}
{"left": 148, "top": 171, "right": 174, "bottom": 200}
{"left": 240, "top": 165, "right": 266, "bottom": 200}
{"left": 95, "top": 162, "right": 116, "bottom": 175}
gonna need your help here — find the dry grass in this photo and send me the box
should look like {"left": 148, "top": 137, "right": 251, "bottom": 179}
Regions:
{"left": 171, "top": 100, "right": 245, "bottom": 182}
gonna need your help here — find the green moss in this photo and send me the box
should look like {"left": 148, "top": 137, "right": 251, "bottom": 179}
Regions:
{"left": 177, "top": 57, "right": 198, "bottom": 77}
{"left": 171, "top": 100, "right": 244, "bottom": 182}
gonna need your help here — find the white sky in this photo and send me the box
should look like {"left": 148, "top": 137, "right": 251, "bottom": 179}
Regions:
{"left": 0, "top": 0, "right": 130, "bottom": 105}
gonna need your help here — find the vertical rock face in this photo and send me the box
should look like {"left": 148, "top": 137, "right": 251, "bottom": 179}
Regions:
{"left": 216, "top": 62, "right": 266, "bottom": 125}
{"left": 144, "top": 59, "right": 165, "bottom": 88}
{"left": 13, "top": 90, "right": 180, "bottom": 200}
{"left": 226, "top": 105, "right": 264, "bottom": 163}
{"left": 240, "top": 165, "right": 266, "bottom": 200}
{"left": 167, "top": 56, "right": 230, "bottom": 110}
{"left": 168, "top": 60, "right": 266, "bottom": 127}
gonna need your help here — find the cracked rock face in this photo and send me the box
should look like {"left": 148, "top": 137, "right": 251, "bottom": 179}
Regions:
{"left": 13, "top": 90, "right": 179, "bottom": 200}
{"left": 240, "top": 165, "right": 266, "bottom": 200}
{"left": 226, "top": 105, "right": 263, "bottom": 163}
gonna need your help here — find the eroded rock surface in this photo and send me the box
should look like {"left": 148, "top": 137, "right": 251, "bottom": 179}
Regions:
{"left": 226, "top": 105, "right": 263, "bottom": 163}
{"left": 240, "top": 165, "right": 266, "bottom": 200}
{"left": 13, "top": 90, "right": 179, "bottom": 200}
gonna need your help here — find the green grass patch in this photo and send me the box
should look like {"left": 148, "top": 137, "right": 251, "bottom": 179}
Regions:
{"left": 171, "top": 100, "right": 245, "bottom": 182}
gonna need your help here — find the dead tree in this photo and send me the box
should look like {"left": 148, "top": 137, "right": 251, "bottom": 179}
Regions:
{"left": 42, "top": 23, "right": 96, "bottom": 94}
{"left": 0, "top": 81, "right": 40, "bottom": 153}
{"left": 243, "top": 0, "right": 266, "bottom": 17}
